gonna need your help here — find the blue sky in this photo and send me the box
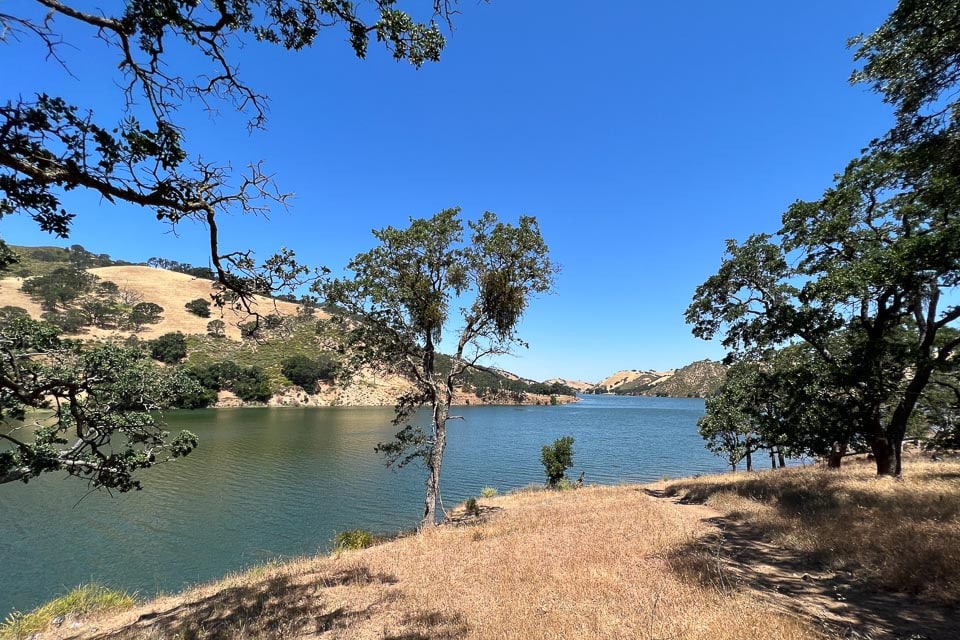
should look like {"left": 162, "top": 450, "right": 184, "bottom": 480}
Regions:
{"left": 2, "top": 1, "right": 898, "bottom": 382}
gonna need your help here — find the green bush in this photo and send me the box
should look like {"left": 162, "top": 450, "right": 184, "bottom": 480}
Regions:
{"left": 149, "top": 332, "right": 187, "bottom": 364}
{"left": 465, "top": 497, "right": 480, "bottom": 516}
{"left": 206, "top": 319, "right": 226, "bottom": 337}
{"left": 281, "top": 353, "right": 338, "bottom": 391}
{"left": 332, "top": 529, "right": 374, "bottom": 552}
{"left": 184, "top": 298, "right": 211, "bottom": 318}
{"left": 480, "top": 486, "right": 498, "bottom": 498}
{"left": 541, "top": 435, "right": 575, "bottom": 488}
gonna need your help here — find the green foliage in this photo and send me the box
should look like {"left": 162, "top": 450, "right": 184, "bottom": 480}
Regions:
{"left": 480, "top": 486, "right": 498, "bottom": 498}
{"left": 0, "top": 317, "right": 200, "bottom": 490}
{"left": 688, "top": 2, "right": 960, "bottom": 474}
{"left": 541, "top": 436, "right": 575, "bottom": 487}
{"left": 280, "top": 353, "right": 337, "bottom": 391}
{"left": 464, "top": 497, "right": 480, "bottom": 516}
{"left": 128, "top": 302, "right": 164, "bottom": 329}
{"left": 0, "top": 584, "right": 135, "bottom": 639}
{"left": 149, "top": 332, "right": 188, "bottom": 364}
{"left": 21, "top": 267, "right": 98, "bottom": 310}
{"left": 187, "top": 360, "right": 273, "bottom": 403}
{"left": 184, "top": 298, "right": 212, "bottom": 318}
{"left": 332, "top": 529, "right": 374, "bottom": 552}
{"left": 323, "top": 208, "right": 555, "bottom": 526}
{"left": 206, "top": 319, "right": 226, "bottom": 337}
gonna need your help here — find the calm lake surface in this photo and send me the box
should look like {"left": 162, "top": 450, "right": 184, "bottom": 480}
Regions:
{"left": 0, "top": 395, "right": 724, "bottom": 615}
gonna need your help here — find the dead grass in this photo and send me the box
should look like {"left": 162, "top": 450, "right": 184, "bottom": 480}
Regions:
{"left": 42, "top": 486, "right": 827, "bottom": 640}
{"left": 659, "top": 455, "right": 960, "bottom": 603}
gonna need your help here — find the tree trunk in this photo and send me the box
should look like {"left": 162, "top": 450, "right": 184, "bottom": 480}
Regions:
{"left": 870, "top": 435, "right": 896, "bottom": 476}
{"left": 745, "top": 448, "right": 753, "bottom": 472}
{"left": 827, "top": 441, "right": 847, "bottom": 469}
{"left": 770, "top": 449, "right": 776, "bottom": 469}
{"left": 778, "top": 450, "right": 786, "bottom": 468}
{"left": 421, "top": 395, "right": 450, "bottom": 529}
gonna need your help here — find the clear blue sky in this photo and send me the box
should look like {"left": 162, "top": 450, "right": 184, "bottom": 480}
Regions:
{"left": 2, "top": 1, "right": 898, "bottom": 382}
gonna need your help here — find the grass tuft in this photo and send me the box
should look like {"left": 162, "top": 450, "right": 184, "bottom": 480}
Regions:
{"left": 332, "top": 528, "right": 375, "bottom": 552}
{"left": 0, "top": 584, "right": 135, "bottom": 639}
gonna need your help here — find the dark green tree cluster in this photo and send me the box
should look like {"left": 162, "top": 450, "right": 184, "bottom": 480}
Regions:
{"left": 148, "top": 332, "right": 188, "bottom": 365}
{"left": 281, "top": 354, "right": 338, "bottom": 392}
{"left": 188, "top": 361, "right": 273, "bottom": 404}
{"left": 184, "top": 298, "right": 212, "bottom": 318}
{"left": 688, "top": 0, "right": 960, "bottom": 475}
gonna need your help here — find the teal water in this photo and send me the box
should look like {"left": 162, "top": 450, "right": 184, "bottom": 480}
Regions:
{"left": 0, "top": 395, "right": 721, "bottom": 615}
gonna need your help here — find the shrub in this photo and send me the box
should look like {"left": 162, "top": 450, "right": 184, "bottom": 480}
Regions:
{"left": 206, "top": 319, "right": 226, "bottom": 337}
{"left": 332, "top": 529, "right": 374, "bottom": 552}
{"left": 281, "top": 353, "right": 339, "bottom": 391}
{"left": 184, "top": 298, "right": 211, "bottom": 318}
{"left": 129, "top": 302, "right": 163, "bottom": 328}
{"left": 541, "top": 435, "right": 575, "bottom": 488}
{"left": 230, "top": 365, "right": 272, "bottom": 402}
{"left": 149, "top": 332, "right": 187, "bottom": 364}
{"left": 465, "top": 497, "right": 480, "bottom": 516}
{"left": 480, "top": 486, "right": 498, "bottom": 498}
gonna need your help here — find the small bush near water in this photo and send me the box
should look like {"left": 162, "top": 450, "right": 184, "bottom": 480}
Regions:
{"left": 0, "top": 584, "right": 134, "bottom": 639}
{"left": 480, "top": 486, "right": 498, "bottom": 498}
{"left": 333, "top": 529, "right": 375, "bottom": 552}
{"left": 541, "top": 435, "right": 575, "bottom": 487}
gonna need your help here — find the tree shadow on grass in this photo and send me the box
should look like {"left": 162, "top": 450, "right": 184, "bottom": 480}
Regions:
{"left": 70, "top": 563, "right": 467, "bottom": 640}
{"left": 648, "top": 474, "right": 960, "bottom": 640}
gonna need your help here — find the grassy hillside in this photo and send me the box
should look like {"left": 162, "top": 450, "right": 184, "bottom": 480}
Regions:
{"left": 11, "top": 455, "right": 959, "bottom": 639}
{"left": 0, "top": 258, "right": 574, "bottom": 406}
{"left": 593, "top": 360, "right": 726, "bottom": 397}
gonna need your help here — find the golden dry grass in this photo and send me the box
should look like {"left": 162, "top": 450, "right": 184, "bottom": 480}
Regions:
{"left": 660, "top": 455, "right": 960, "bottom": 603}
{"left": 0, "top": 266, "right": 308, "bottom": 342}
{"left": 42, "top": 486, "right": 827, "bottom": 640}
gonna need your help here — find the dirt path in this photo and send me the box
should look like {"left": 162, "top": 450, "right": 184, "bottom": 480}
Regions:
{"left": 643, "top": 487, "right": 959, "bottom": 640}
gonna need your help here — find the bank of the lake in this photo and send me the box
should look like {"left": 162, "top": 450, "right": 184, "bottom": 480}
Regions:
{"left": 0, "top": 395, "right": 724, "bottom": 616}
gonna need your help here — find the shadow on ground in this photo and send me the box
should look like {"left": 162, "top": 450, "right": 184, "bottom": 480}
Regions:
{"left": 67, "top": 564, "right": 467, "bottom": 640}
{"left": 645, "top": 483, "right": 960, "bottom": 640}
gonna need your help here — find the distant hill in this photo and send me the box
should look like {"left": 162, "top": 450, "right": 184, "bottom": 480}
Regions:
{"left": 0, "top": 251, "right": 576, "bottom": 407}
{"left": 591, "top": 360, "right": 726, "bottom": 398}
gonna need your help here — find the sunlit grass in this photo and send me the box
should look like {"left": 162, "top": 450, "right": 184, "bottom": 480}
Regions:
{"left": 1, "top": 584, "right": 135, "bottom": 640}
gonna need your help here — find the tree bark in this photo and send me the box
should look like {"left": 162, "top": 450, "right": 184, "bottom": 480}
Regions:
{"left": 827, "top": 441, "right": 847, "bottom": 469}
{"left": 745, "top": 447, "right": 753, "bottom": 472}
{"left": 778, "top": 450, "right": 786, "bottom": 468}
{"left": 421, "top": 393, "right": 450, "bottom": 529}
{"left": 870, "top": 435, "right": 896, "bottom": 476}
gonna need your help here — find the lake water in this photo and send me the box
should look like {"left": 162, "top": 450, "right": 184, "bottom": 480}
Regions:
{"left": 0, "top": 395, "right": 724, "bottom": 615}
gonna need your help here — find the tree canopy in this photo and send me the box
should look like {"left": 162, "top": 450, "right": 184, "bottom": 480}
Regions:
{"left": 687, "top": 0, "right": 960, "bottom": 475}
{"left": 1, "top": 1, "right": 464, "bottom": 490}
{"left": 322, "top": 208, "right": 555, "bottom": 527}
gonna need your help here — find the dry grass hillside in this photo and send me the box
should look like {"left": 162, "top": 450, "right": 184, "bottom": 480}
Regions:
{"left": 7, "top": 456, "right": 960, "bottom": 639}
{"left": 595, "top": 369, "right": 673, "bottom": 391}
{"left": 30, "top": 486, "right": 826, "bottom": 640}
{"left": 0, "top": 266, "right": 307, "bottom": 342}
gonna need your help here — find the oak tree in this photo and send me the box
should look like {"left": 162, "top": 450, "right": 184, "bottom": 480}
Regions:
{"left": 322, "top": 208, "right": 555, "bottom": 528}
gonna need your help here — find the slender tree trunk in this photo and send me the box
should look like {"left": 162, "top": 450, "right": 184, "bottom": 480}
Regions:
{"left": 421, "top": 391, "right": 451, "bottom": 529}
{"left": 770, "top": 449, "right": 776, "bottom": 469}
{"left": 778, "top": 450, "right": 786, "bottom": 468}
{"left": 745, "top": 448, "right": 753, "bottom": 472}
{"left": 827, "top": 441, "right": 847, "bottom": 469}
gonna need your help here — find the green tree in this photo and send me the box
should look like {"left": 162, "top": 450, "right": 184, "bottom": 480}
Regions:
{"left": 149, "top": 332, "right": 188, "bottom": 365}
{"left": 21, "top": 267, "right": 98, "bottom": 310}
{"left": 1, "top": 1, "right": 465, "bottom": 491}
{"left": 0, "top": 316, "right": 199, "bottom": 490}
{"left": 688, "top": 0, "right": 960, "bottom": 476}
{"left": 541, "top": 436, "right": 574, "bottom": 487}
{"left": 281, "top": 354, "right": 337, "bottom": 391}
{"left": 322, "top": 208, "right": 555, "bottom": 528}
{"left": 129, "top": 302, "right": 164, "bottom": 330}
{"left": 206, "top": 319, "right": 226, "bottom": 337}
{"left": 184, "top": 299, "right": 212, "bottom": 318}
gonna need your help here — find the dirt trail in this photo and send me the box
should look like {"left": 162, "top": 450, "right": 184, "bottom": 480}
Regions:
{"left": 643, "top": 487, "right": 959, "bottom": 640}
